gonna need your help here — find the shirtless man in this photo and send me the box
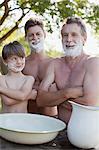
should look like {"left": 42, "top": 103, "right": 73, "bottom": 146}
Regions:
{"left": 22, "top": 18, "right": 57, "bottom": 116}
{"left": 0, "top": 41, "right": 37, "bottom": 113}
{"left": 37, "top": 17, "right": 99, "bottom": 123}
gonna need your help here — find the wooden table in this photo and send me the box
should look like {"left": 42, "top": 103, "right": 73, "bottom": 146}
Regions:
{"left": 0, "top": 130, "right": 93, "bottom": 150}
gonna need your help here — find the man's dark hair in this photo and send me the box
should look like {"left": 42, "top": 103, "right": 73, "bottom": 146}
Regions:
{"left": 61, "top": 16, "right": 87, "bottom": 37}
{"left": 24, "top": 18, "right": 44, "bottom": 36}
{"left": 2, "top": 41, "right": 25, "bottom": 60}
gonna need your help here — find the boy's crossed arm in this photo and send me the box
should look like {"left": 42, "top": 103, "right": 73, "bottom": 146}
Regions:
{"left": 0, "top": 76, "right": 37, "bottom": 102}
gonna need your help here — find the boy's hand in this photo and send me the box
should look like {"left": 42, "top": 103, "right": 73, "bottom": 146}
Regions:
{"left": 31, "top": 89, "right": 37, "bottom": 100}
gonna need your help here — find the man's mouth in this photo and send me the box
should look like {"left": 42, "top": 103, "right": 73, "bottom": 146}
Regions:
{"left": 32, "top": 41, "right": 40, "bottom": 45}
{"left": 66, "top": 45, "right": 75, "bottom": 48}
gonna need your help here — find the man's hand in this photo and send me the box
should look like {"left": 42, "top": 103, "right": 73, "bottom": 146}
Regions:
{"left": 31, "top": 89, "right": 37, "bottom": 100}
{"left": 48, "top": 83, "right": 57, "bottom": 92}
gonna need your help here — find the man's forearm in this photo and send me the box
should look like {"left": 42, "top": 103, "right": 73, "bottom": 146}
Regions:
{"left": 36, "top": 89, "right": 67, "bottom": 107}
{"left": 36, "top": 87, "right": 82, "bottom": 107}
{"left": 71, "top": 95, "right": 99, "bottom": 106}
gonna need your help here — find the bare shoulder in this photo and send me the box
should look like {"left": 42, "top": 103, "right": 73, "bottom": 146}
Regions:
{"left": 86, "top": 55, "right": 99, "bottom": 66}
{"left": 25, "top": 54, "right": 31, "bottom": 61}
{"left": 49, "top": 57, "right": 63, "bottom": 66}
{"left": 86, "top": 55, "right": 99, "bottom": 70}
{"left": 25, "top": 55, "right": 34, "bottom": 66}
{"left": 22, "top": 55, "right": 33, "bottom": 73}
{"left": 24, "top": 75, "right": 35, "bottom": 82}
{"left": 0, "top": 75, "right": 6, "bottom": 85}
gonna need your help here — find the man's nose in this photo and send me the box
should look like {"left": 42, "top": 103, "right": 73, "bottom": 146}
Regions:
{"left": 67, "top": 34, "right": 72, "bottom": 42}
{"left": 33, "top": 34, "right": 38, "bottom": 40}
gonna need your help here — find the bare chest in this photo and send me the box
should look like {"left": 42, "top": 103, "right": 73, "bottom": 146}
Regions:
{"left": 38, "top": 60, "right": 51, "bottom": 81}
{"left": 23, "top": 61, "right": 38, "bottom": 79}
{"left": 55, "top": 65, "right": 85, "bottom": 89}
{"left": 5, "top": 77, "right": 26, "bottom": 90}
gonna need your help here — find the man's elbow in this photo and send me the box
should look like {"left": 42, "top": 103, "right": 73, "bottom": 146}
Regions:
{"left": 82, "top": 96, "right": 99, "bottom": 106}
{"left": 86, "top": 98, "right": 99, "bottom": 106}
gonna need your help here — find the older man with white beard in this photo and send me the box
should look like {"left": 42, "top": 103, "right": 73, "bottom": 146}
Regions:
{"left": 36, "top": 16, "right": 99, "bottom": 123}
{"left": 22, "top": 18, "right": 57, "bottom": 116}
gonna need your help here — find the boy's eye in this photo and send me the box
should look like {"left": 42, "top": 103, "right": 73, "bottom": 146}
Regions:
{"left": 11, "top": 57, "right": 17, "bottom": 61}
{"left": 20, "top": 57, "right": 24, "bottom": 60}
{"left": 13, "top": 57, "right": 17, "bottom": 60}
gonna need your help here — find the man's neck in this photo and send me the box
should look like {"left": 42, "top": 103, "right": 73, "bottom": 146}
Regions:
{"left": 65, "top": 53, "right": 85, "bottom": 69}
{"left": 30, "top": 51, "right": 48, "bottom": 60}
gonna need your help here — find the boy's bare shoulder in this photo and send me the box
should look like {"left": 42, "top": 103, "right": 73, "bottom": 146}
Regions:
{"left": 24, "top": 75, "right": 35, "bottom": 81}
{"left": 0, "top": 75, "right": 6, "bottom": 85}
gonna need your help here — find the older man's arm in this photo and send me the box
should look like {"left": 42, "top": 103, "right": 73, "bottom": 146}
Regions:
{"left": 37, "top": 87, "right": 82, "bottom": 107}
{"left": 36, "top": 61, "right": 82, "bottom": 107}
{"left": 71, "top": 58, "right": 99, "bottom": 106}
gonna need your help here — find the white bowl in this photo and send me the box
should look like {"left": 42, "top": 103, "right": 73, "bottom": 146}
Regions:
{"left": 0, "top": 113, "right": 66, "bottom": 144}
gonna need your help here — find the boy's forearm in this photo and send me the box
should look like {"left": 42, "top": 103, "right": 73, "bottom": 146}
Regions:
{"left": 1, "top": 95, "right": 20, "bottom": 106}
{"left": 0, "top": 87, "right": 30, "bottom": 101}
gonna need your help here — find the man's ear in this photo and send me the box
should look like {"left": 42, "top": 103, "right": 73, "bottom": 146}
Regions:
{"left": 83, "top": 34, "right": 87, "bottom": 45}
{"left": 44, "top": 31, "right": 46, "bottom": 38}
{"left": 84, "top": 34, "right": 87, "bottom": 42}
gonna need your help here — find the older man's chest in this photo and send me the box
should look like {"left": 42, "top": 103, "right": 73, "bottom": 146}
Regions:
{"left": 55, "top": 65, "right": 85, "bottom": 89}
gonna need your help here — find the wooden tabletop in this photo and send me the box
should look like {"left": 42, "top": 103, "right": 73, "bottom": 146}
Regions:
{"left": 0, "top": 130, "right": 92, "bottom": 150}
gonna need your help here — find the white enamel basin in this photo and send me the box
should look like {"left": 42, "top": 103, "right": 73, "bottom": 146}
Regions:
{"left": 0, "top": 113, "right": 66, "bottom": 144}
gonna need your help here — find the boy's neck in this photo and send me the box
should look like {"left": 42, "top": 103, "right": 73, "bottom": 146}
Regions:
{"left": 7, "top": 71, "right": 23, "bottom": 76}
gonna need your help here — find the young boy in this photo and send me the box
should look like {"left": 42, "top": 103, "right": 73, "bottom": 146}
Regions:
{"left": 0, "top": 41, "right": 37, "bottom": 113}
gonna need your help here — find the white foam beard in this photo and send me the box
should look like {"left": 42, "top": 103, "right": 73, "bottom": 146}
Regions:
{"left": 8, "top": 62, "right": 25, "bottom": 73}
{"left": 63, "top": 40, "right": 83, "bottom": 58}
{"left": 29, "top": 39, "right": 44, "bottom": 53}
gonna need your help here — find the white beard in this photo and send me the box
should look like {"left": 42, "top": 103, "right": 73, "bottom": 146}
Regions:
{"left": 63, "top": 40, "right": 83, "bottom": 58}
{"left": 29, "top": 39, "right": 44, "bottom": 53}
